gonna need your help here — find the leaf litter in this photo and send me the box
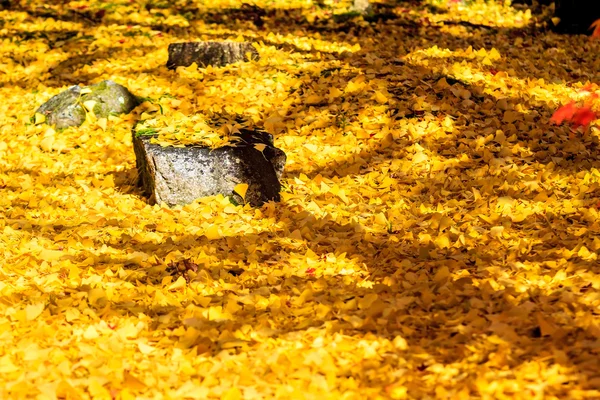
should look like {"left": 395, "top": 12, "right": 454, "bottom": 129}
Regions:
{"left": 1, "top": 0, "right": 600, "bottom": 399}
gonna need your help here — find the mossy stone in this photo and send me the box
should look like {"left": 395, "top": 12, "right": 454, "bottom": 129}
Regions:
{"left": 36, "top": 80, "right": 139, "bottom": 129}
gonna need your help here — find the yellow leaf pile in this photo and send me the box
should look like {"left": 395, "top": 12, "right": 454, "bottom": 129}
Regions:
{"left": 1, "top": 0, "right": 600, "bottom": 398}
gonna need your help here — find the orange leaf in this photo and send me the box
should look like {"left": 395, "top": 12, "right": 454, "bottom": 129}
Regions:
{"left": 590, "top": 19, "right": 600, "bottom": 38}
{"left": 580, "top": 83, "right": 598, "bottom": 93}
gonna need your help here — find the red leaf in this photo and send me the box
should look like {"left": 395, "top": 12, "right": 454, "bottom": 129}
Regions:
{"left": 571, "top": 107, "right": 596, "bottom": 128}
{"left": 306, "top": 268, "right": 316, "bottom": 275}
{"left": 550, "top": 102, "right": 576, "bottom": 125}
{"left": 590, "top": 19, "right": 600, "bottom": 38}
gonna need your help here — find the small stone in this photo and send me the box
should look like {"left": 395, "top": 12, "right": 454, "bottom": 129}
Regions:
{"left": 352, "top": 0, "right": 372, "bottom": 15}
{"left": 132, "top": 128, "right": 285, "bottom": 207}
{"left": 166, "top": 41, "right": 259, "bottom": 70}
{"left": 36, "top": 80, "right": 138, "bottom": 129}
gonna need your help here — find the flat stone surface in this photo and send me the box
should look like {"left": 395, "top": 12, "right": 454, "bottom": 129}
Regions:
{"left": 133, "top": 129, "right": 285, "bottom": 207}
{"left": 166, "top": 41, "right": 259, "bottom": 70}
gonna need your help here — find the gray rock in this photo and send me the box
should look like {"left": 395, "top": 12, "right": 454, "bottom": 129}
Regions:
{"left": 166, "top": 41, "right": 259, "bottom": 70}
{"left": 36, "top": 80, "right": 139, "bottom": 129}
{"left": 133, "top": 128, "right": 286, "bottom": 207}
{"left": 352, "top": 0, "right": 372, "bottom": 14}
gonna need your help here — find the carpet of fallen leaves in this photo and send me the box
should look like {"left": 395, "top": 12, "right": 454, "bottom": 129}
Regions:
{"left": 2, "top": 0, "right": 600, "bottom": 399}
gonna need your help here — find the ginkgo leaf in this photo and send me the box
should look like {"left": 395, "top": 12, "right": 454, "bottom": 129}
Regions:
{"left": 33, "top": 112, "right": 46, "bottom": 124}
{"left": 305, "top": 95, "right": 323, "bottom": 105}
{"left": 123, "top": 371, "right": 147, "bottom": 391}
{"left": 204, "top": 225, "right": 221, "bottom": 240}
{"left": 83, "top": 326, "right": 99, "bottom": 339}
{"left": 222, "top": 387, "right": 243, "bottom": 400}
{"left": 137, "top": 342, "right": 155, "bottom": 354}
{"left": 433, "top": 266, "right": 450, "bottom": 282}
{"left": 83, "top": 100, "right": 97, "bottom": 114}
{"left": 97, "top": 118, "right": 107, "bottom": 131}
{"left": 253, "top": 143, "right": 267, "bottom": 152}
{"left": 25, "top": 303, "right": 45, "bottom": 320}
{"left": 372, "top": 91, "right": 388, "bottom": 104}
{"left": 434, "top": 234, "right": 450, "bottom": 248}
{"left": 40, "top": 136, "right": 55, "bottom": 152}
{"left": 374, "top": 212, "right": 387, "bottom": 225}
{"left": 392, "top": 336, "right": 408, "bottom": 350}
{"left": 490, "top": 226, "right": 504, "bottom": 237}
{"left": 329, "top": 87, "right": 343, "bottom": 98}
{"left": 233, "top": 183, "right": 249, "bottom": 200}
{"left": 412, "top": 152, "right": 428, "bottom": 164}
{"left": 168, "top": 276, "right": 187, "bottom": 291}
